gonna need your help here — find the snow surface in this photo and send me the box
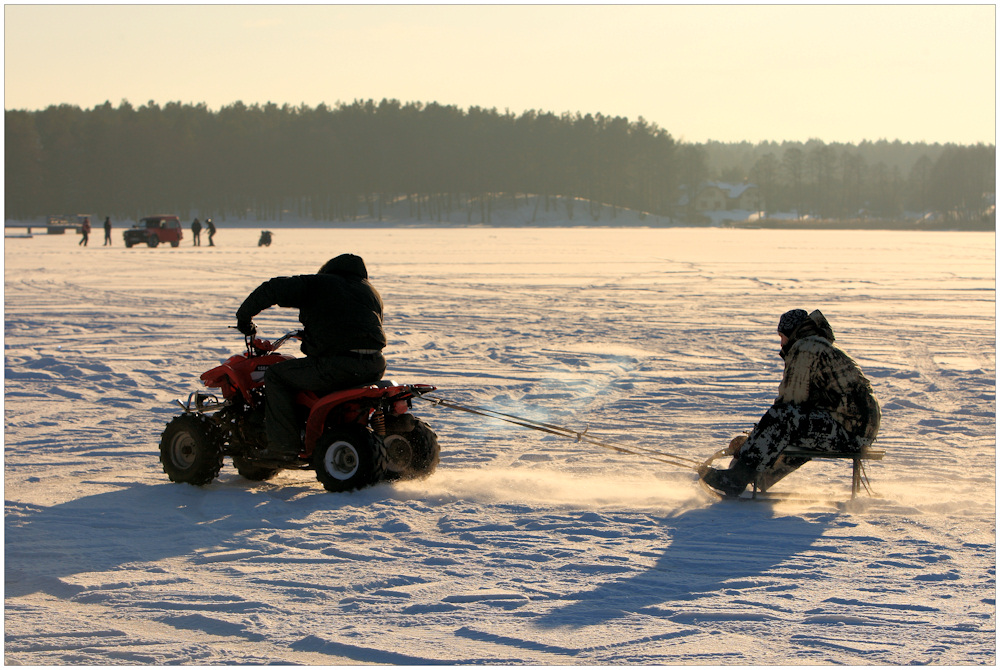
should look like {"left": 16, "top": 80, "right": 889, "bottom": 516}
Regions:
{"left": 4, "top": 225, "right": 996, "bottom": 664}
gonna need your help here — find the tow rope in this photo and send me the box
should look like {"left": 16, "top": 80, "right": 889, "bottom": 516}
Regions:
{"left": 418, "top": 394, "right": 703, "bottom": 471}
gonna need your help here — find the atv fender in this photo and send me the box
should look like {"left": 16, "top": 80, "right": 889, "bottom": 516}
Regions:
{"left": 303, "top": 387, "right": 379, "bottom": 453}
{"left": 201, "top": 352, "right": 294, "bottom": 404}
{"left": 200, "top": 363, "right": 239, "bottom": 399}
{"left": 302, "top": 383, "right": 436, "bottom": 454}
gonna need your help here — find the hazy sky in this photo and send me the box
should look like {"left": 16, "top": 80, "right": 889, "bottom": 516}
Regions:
{"left": 4, "top": 4, "right": 995, "bottom": 144}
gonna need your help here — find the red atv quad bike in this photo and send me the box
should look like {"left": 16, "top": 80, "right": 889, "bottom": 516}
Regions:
{"left": 159, "top": 330, "right": 440, "bottom": 492}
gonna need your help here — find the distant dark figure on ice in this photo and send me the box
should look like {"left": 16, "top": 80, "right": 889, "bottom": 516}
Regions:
{"left": 103, "top": 216, "right": 112, "bottom": 245}
{"left": 191, "top": 218, "right": 202, "bottom": 246}
{"left": 78, "top": 217, "right": 91, "bottom": 246}
{"left": 699, "top": 309, "right": 881, "bottom": 497}
{"left": 258, "top": 230, "right": 273, "bottom": 247}
{"left": 206, "top": 218, "right": 216, "bottom": 246}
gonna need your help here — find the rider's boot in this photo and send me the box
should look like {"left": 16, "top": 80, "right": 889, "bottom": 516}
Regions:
{"left": 700, "top": 459, "right": 757, "bottom": 497}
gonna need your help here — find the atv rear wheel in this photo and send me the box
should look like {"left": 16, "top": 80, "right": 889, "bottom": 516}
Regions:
{"left": 232, "top": 456, "right": 280, "bottom": 482}
{"left": 313, "top": 427, "right": 387, "bottom": 492}
{"left": 382, "top": 418, "right": 440, "bottom": 481}
{"left": 159, "top": 414, "right": 223, "bottom": 485}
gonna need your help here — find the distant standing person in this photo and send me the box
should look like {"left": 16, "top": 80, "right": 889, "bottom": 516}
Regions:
{"left": 206, "top": 218, "right": 216, "bottom": 246}
{"left": 191, "top": 218, "right": 202, "bottom": 246}
{"left": 103, "top": 216, "right": 112, "bottom": 246}
{"left": 79, "top": 217, "right": 91, "bottom": 246}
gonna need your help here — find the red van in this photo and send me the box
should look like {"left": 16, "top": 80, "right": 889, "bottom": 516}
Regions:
{"left": 124, "top": 215, "right": 184, "bottom": 248}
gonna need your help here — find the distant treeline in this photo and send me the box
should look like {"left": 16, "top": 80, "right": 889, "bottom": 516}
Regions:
{"left": 4, "top": 99, "right": 995, "bottom": 224}
{"left": 696, "top": 139, "right": 995, "bottom": 223}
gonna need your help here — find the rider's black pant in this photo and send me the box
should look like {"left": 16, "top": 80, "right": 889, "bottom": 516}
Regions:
{"left": 264, "top": 353, "right": 386, "bottom": 454}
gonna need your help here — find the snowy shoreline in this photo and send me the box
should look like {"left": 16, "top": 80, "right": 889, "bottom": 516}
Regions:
{"left": 8, "top": 191, "right": 993, "bottom": 233}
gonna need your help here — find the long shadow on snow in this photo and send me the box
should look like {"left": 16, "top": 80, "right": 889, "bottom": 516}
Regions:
{"left": 5, "top": 478, "right": 390, "bottom": 598}
{"left": 535, "top": 502, "right": 837, "bottom": 629}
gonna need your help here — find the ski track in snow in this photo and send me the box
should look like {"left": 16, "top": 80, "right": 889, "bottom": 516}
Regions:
{"left": 4, "top": 227, "right": 995, "bottom": 664}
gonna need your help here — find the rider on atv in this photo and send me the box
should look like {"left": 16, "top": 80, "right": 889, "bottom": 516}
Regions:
{"left": 699, "top": 309, "right": 881, "bottom": 497}
{"left": 236, "top": 253, "right": 387, "bottom": 462}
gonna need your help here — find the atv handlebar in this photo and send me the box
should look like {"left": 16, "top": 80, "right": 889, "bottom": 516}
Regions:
{"left": 244, "top": 329, "right": 303, "bottom": 356}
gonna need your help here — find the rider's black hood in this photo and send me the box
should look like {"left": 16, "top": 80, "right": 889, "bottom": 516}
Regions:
{"left": 319, "top": 254, "right": 368, "bottom": 279}
{"left": 780, "top": 309, "right": 836, "bottom": 358}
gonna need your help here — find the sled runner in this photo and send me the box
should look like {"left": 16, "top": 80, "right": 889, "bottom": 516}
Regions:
{"left": 700, "top": 446, "right": 886, "bottom": 500}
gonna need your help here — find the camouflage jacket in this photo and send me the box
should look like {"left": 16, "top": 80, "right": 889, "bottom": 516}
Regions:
{"left": 776, "top": 310, "right": 881, "bottom": 443}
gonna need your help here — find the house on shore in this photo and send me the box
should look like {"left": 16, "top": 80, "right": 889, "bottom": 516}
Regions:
{"left": 679, "top": 181, "right": 760, "bottom": 212}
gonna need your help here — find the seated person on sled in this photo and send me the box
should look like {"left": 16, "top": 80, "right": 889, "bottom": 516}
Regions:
{"left": 699, "top": 309, "right": 881, "bottom": 497}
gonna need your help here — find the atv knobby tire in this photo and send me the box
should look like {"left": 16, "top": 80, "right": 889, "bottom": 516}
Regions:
{"left": 160, "top": 413, "right": 224, "bottom": 485}
{"left": 382, "top": 417, "right": 440, "bottom": 481}
{"left": 313, "top": 427, "right": 387, "bottom": 492}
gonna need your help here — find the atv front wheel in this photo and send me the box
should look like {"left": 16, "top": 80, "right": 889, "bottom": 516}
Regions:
{"left": 159, "top": 414, "right": 223, "bottom": 485}
{"left": 383, "top": 418, "right": 440, "bottom": 481}
{"left": 313, "top": 428, "right": 387, "bottom": 492}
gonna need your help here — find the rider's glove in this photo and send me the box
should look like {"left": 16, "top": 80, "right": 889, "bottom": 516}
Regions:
{"left": 237, "top": 319, "right": 257, "bottom": 336}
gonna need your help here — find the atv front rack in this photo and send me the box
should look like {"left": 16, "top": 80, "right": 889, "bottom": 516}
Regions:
{"left": 175, "top": 391, "right": 229, "bottom": 414}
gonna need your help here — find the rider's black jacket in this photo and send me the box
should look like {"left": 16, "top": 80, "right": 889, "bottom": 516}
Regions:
{"left": 236, "top": 255, "right": 385, "bottom": 358}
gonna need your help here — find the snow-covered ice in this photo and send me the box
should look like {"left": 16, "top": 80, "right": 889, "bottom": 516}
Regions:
{"left": 4, "top": 225, "right": 995, "bottom": 664}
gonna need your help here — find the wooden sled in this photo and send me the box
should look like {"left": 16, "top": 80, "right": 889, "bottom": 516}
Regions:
{"left": 701, "top": 446, "right": 886, "bottom": 500}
